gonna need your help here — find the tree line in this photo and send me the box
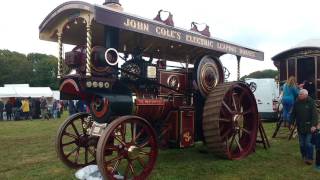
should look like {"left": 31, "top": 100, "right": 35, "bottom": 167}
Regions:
{"left": 0, "top": 49, "right": 58, "bottom": 89}
{"left": 240, "top": 69, "right": 278, "bottom": 80}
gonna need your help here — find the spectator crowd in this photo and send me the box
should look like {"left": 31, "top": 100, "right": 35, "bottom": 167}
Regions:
{"left": 0, "top": 97, "right": 87, "bottom": 121}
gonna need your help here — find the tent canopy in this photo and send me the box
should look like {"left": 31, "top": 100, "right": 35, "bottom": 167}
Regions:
{"left": 14, "top": 87, "right": 53, "bottom": 98}
{"left": 0, "top": 87, "right": 17, "bottom": 98}
{"left": 52, "top": 91, "right": 60, "bottom": 100}
{"left": 0, "top": 86, "right": 53, "bottom": 98}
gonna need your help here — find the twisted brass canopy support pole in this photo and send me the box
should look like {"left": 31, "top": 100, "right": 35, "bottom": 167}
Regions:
{"left": 86, "top": 22, "right": 92, "bottom": 77}
{"left": 237, "top": 56, "right": 241, "bottom": 81}
{"left": 57, "top": 33, "right": 63, "bottom": 79}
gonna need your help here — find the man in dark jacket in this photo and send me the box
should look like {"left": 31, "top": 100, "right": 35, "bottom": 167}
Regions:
{"left": 291, "top": 89, "right": 319, "bottom": 165}
{"left": 0, "top": 99, "right": 4, "bottom": 120}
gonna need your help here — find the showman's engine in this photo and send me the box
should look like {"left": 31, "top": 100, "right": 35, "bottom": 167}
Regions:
{"left": 39, "top": 0, "right": 264, "bottom": 179}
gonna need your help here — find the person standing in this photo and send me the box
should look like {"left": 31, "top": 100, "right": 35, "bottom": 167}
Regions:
{"left": 0, "top": 99, "right": 4, "bottom": 120}
{"left": 68, "top": 100, "right": 76, "bottom": 116}
{"left": 57, "top": 101, "right": 62, "bottom": 118}
{"left": 5, "top": 101, "right": 13, "bottom": 120}
{"left": 76, "top": 100, "right": 85, "bottom": 113}
{"left": 303, "top": 79, "right": 316, "bottom": 100}
{"left": 282, "top": 76, "right": 299, "bottom": 127}
{"left": 311, "top": 124, "right": 320, "bottom": 171}
{"left": 40, "top": 96, "right": 49, "bottom": 120}
{"left": 15, "top": 98, "right": 22, "bottom": 120}
{"left": 290, "top": 89, "right": 319, "bottom": 165}
{"left": 21, "top": 98, "right": 30, "bottom": 120}
{"left": 35, "top": 98, "right": 41, "bottom": 119}
{"left": 52, "top": 100, "right": 58, "bottom": 119}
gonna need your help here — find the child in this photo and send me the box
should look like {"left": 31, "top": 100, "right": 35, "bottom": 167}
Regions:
{"left": 312, "top": 124, "right": 320, "bottom": 170}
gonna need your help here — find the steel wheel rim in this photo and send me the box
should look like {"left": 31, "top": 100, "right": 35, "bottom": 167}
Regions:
{"left": 56, "top": 112, "right": 97, "bottom": 168}
{"left": 97, "top": 116, "right": 158, "bottom": 180}
{"left": 219, "top": 84, "right": 258, "bottom": 159}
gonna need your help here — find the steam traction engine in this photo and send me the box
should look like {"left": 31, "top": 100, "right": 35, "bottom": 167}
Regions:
{"left": 39, "top": 1, "right": 264, "bottom": 179}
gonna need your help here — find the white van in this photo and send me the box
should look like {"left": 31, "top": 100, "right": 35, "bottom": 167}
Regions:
{"left": 245, "top": 78, "right": 279, "bottom": 120}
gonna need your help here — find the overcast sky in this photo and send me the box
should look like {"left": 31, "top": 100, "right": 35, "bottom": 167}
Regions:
{"left": 1, "top": 0, "right": 319, "bottom": 80}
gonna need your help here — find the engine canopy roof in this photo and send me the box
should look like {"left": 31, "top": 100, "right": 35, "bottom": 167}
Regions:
{"left": 39, "top": 1, "right": 264, "bottom": 63}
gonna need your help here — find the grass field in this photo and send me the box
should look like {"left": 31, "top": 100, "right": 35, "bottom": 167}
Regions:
{"left": 0, "top": 115, "right": 319, "bottom": 180}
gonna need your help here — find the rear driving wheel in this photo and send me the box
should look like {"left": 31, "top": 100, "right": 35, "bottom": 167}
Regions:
{"left": 203, "top": 82, "right": 259, "bottom": 160}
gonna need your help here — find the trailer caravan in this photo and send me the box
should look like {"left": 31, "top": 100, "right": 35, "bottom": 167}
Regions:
{"left": 245, "top": 78, "right": 279, "bottom": 120}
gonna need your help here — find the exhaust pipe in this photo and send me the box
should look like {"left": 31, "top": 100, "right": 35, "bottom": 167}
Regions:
{"left": 103, "top": 0, "right": 123, "bottom": 11}
{"left": 104, "top": 48, "right": 119, "bottom": 66}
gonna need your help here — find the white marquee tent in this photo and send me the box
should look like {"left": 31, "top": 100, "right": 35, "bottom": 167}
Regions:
{"left": 0, "top": 87, "right": 17, "bottom": 98}
{"left": 0, "top": 84, "right": 54, "bottom": 98}
{"left": 14, "top": 87, "right": 53, "bottom": 98}
{"left": 52, "top": 91, "right": 60, "bottom": 100}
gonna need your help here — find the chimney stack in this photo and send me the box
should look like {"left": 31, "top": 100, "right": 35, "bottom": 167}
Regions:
{"left": 103, "top": 0, "right": 123, "bottom": 11}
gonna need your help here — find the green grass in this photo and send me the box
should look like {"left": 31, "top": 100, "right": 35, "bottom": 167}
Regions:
{"left": 0, "top": 116, "right": 319, "bottom": 180}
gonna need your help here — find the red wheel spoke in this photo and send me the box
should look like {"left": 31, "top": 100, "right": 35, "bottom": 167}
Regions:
{"left": 105, "top": 145, "right": 119, "bottom": 151}
{"left": 129, "top": 162, "right": 135, "bottom": 177}
{"left": 232, "top": 93, "right": 239, "bottom": 112}
{"left": 219, "top": 118, "right": 231, "bottom": 122}
{"left": 241, "top": 110, "right": 252, "bottom": 115}
{"left": 222, "top": 101, "right": 234, "bottom": 115}
{"left": 133, "top": 128, "right": 145, "bottom": 143}
{"left": 241, "top": 127, "right": 251, "bottom": 135}
{"left": 136, "top": 157, "right": 146, "bottom": 168}
{"left": 131, "top": 123, "right": 136, "bottom": 143}
{"left": 115, "top": 136, "right": 126, "bottom": 146}
{"left": 120, "top": 124, "right": 127, "bottom": 143}
{"left": 228, "top": 133, "right": 236, "bottom": 150}
{"left": 71, "top": 122, "right": 80, "bottom": 137}
{"left": 64, "top": 132, "right": 78, "bottom": 139}
{"left": 137, "top": 138, "right": 150, "bottom": 148}
{"left": 235, "top": 135, "right": 243, "bottom": 151}
{"left": 139, "top": 150, "right": 151, "bottom": 156}
{"left": 106, "top": 155, "right": 124, "bottom": 164}
{"left": 62, "top": 140, "right": 77, "bottom": 146}
{"left": 74, "top": 147, "right": 80, "bottom": 163}
{"left": 66, "top": 146, "right": 80, "bottom": 158}
{"left": 124, "top": 162, "right": 130, "bottom": 179}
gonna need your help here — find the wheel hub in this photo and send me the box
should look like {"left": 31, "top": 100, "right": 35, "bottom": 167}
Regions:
{"left": 232, "top": 114, "right": 243, "bottom": 129}
{"left": 127, "top": 145, "right": 141, "bottom": 160}
{"left": 77, "top": 135, "right": 89, "bottom": 147}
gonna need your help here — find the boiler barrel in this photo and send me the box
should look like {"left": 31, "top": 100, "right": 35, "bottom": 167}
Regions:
{"left": 91, "top": 93, "right": 133, "bottom": 123}
{"left": 106, "top": 94, "right": 133, "bottom": 116}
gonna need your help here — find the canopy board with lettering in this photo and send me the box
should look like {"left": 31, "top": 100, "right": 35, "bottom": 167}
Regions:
{"left": 39, "top": 1, "right": 264, "bottom": 62}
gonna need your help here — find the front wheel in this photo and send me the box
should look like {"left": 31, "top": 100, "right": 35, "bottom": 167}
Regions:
{"left": 96, "top": 115, "right": 158, "bottom": 180}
